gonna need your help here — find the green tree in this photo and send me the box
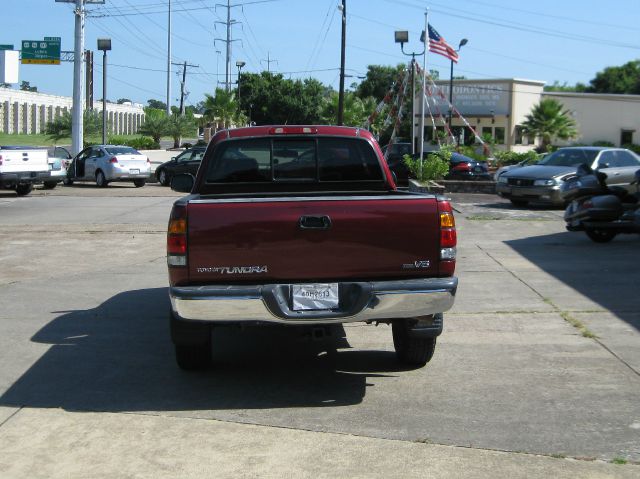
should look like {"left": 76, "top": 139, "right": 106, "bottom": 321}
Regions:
{"left": 117, "top": 98, "right": 132, "bottom": 104}
{"left": 45, "top": 110, "right": 103, "bottom": 143}
{"left": 355, "top": 64, "right": 405, "bottom": 101}
{"left": 167, "top": 114, "right": 196, "bottom": 148}
{"left": 543, "top": 81, "right": 587, "bottom": 92}
{"left": 139, "top": 110, "right": 169, "bottom": 145}
{"left": 20, "top": 81, "right": 37, "bottom": 92}
{"left": 203, "top": 88, "right": 240, "bottom": 129}
{"left": 320, "top": 92, "right": 375, "bottom": 127}
{"left": 586, "top": 60, "right": 640, "bottom": 94}
{"left": 521, "top": 98, "right": 578, "bottom": 151}
{"left": 238, "top": 72, "right": 326, "bottom": 125}
{"left": 147, "top": 98, "right": 167, "bottom": 110}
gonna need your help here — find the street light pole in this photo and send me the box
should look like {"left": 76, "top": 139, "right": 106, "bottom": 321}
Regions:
{"left": 97, "top": 38, "right": 111, "bottom": 145}
{"left": 394, "top": 30, "right": 425, "bottom": 155}
{"left": 235, "top": 60, "right": 245, "bottom": 114}
{"left": 448, "top": 38, "right": 468, "bottom": 130}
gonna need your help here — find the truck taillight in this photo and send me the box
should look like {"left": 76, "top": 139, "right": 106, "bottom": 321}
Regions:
{"left": 167, "top": 205, "right": 188, "bottom": 267}
{"left": 438, "top": 200, "right": 457, "bottom": 275}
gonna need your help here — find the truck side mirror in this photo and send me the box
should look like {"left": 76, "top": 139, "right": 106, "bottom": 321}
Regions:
{"left": 171, "top": 174, "right": 194, "bottom": 193}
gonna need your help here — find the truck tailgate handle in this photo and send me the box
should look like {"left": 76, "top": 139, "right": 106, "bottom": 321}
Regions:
{"left": 298, "top": 215, "right": 332, "bottom": 230}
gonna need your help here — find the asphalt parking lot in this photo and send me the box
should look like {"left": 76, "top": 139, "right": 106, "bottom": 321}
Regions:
{"left": 0, "top": 184, "right": 638, "bottom": 478}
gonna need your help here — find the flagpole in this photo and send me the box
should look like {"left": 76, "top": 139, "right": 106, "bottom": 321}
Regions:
{"left": 419, "top": 8, "right": 428, "bottom": 171}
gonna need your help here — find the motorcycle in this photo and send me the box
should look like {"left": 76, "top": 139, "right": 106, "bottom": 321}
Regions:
{"left": 562, "top": 164, "right": 640, "bottom": 243}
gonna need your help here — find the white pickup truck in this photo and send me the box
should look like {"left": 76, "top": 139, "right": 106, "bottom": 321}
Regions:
{"left": 0, "top": 146, "right": 51, "bottom": 196}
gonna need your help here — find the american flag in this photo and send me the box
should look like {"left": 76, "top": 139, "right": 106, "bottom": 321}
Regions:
{"left": 428, "top": 24, "right": 459, "bottom": 63}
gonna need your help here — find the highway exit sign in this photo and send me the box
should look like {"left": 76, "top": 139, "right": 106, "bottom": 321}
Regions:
{"left": 21, "top": 38, "right": 61, "bottom": 65}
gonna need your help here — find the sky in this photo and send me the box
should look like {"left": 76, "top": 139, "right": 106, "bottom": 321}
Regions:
{"left": 2, "top": 0, "right": 639, "bottom": 108}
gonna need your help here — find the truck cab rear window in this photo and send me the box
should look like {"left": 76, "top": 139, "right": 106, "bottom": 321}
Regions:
{"left": 205, "top": 137, "right": 383, "bottom": 183}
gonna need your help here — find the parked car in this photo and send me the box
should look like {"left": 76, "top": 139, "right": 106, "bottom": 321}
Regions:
{"left": 445, "top": 152, "right": 491, "bottom": 181}
{"left": 155, "top": 146, "right": 206, "bottom": 186}
{"left": 0, "top": 145, "right": 50, "bottom": 196}
{"left": 44, "top": 146, "right": 73, "bottom": 189}
{"left": 381, "top": 142, "right": 412, "bottom": 186}
{"left": 496, "top": 146, "right": 640, "bottom": 206}
{"left": 64, "top": 145, "right": 151, "bottom": 187}
{"left": 493, "top": 155, "right": 541, "bottom": 181}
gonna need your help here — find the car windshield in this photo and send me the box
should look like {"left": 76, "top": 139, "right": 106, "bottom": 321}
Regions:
{"left": 105, "top": 146, "right": 140, "bottom": 155}
{"left": 538, "top": 149, "right": 599, "bottom": 167}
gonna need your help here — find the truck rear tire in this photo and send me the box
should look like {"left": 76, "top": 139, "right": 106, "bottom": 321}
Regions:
{"left": 392, "top": 320, "right": 437, "bottom": 366}
{"left": 43, "top": 181, "right": 58, "bottom": 190}
{"left": 15, "top": 184, "right": 33, "bottom": 196}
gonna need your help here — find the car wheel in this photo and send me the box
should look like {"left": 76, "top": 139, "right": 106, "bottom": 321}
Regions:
{"left": 585, "top": 228, "right": 617, "bottom": 243}
{"left": 15, "top": 184, "right": 33, "bottom": 196}
{"left": 42, "top": 181, "right": 57, "bottom": 190}
{"left": 133, "top": 179, "right": 146, "bottom": 188}
{"left": 63, "top": 177, "right": 73, "bottom": 186}
{"left": 96, "top": 170, "right": 108, "bottom": 187}
{"left": 158, "top": 169, "right": 169, "bottom": 186}
{"left": 392, "top": 319, "right": 437, "bottom": 367}
{"left": 510, "top": 199, "right": 528, "bottom": 207}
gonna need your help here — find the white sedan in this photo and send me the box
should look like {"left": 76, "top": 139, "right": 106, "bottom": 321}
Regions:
{"left": 65, "top": 145, "right": 151, "bottom": 187}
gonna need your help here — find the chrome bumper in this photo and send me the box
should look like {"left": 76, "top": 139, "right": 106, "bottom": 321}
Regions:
{"left": 170, "top": 277, "right": 458, "bottom": 325}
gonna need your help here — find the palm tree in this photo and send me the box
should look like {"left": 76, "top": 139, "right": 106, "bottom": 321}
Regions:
{"left": 167, "top": 114, "right": 196, "bottom": 148}
{"left": 521, "top": 98, "right": 578, "bottom": 151}
{"left": 320, "top": 92, "right": 371, "bottom": 127}
{"left": 45, "top": 110, "right": 104, "bottom": 143}
{"left": 203, "top": 88, "right": 239, "bottom": 129}
{"left": 138, "top": 113, "right": 169, "bottom": 146}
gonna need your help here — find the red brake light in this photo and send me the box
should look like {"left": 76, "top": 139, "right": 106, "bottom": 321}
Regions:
{"left": 452, "top": 162, "right": 471, "bottom": 172}
{"left": 268, "top": 127, "right": 318, "bottom": 135}
{"left": 109, "top": 157, "right": 118, "bottom": 164}
{"left": 438, "top": 200, "right": 457, "bottom": 276}
{"left": 167, "top": 205, "right": 188, "bottom": 266}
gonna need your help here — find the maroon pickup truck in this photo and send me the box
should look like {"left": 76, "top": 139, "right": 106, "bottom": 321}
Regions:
{"left": 167, "top": 125, "right": 458, "bottom": 370}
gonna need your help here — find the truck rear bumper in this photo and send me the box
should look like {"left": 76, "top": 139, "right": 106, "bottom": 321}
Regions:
{"left": 0, "top": 170, "right": 50, "bottom": 187}
{"left": 170, "top": 277, "right": 457, "bottom": 325}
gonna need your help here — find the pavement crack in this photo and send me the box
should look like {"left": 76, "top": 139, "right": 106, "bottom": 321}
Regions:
{"left": 0, "top": 406, "right": 23, "bottom": 429}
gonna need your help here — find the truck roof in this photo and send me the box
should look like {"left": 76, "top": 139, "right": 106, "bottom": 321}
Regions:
{"left": 212, "top": 125, "right": 376, "bottom": 143}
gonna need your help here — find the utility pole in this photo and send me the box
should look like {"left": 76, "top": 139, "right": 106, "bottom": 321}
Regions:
{"left": 172, "top": 61, "right": 199, "bottom": 115}
{"left": 166, "top": 0, "right": 172, "bottom": 115}
{"left": 260, "top": 52, "right": 278, "bottom": 73}
{"left": 215, "top": 1, "right": 241, "bottom": 92}
{"left": 56, "top": 0, "right": 104, "bottom": 154}
{"left": 337, "top": 0, "right": 346, "bottom": 126}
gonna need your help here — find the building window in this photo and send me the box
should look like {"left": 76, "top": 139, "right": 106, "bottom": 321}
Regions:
{"left": 424, "top": 125, "right": 434, "bottom": 143}
{"left": 464, "top": 127, "right": 475, "bottom": 146}
{"left": 435, "top": 126, "right": 445, "bottom": 143}
{"left": 482, "top": 126, "right": 492, "bottom": 139}
{"left": 515, "top": 125, "right": 524, "bottom": 145}
{"left": 620, "top": 130, "right": 634, "bottom": 146}
{"left": 495, "top": 127, "right": 505, "bottom": 144}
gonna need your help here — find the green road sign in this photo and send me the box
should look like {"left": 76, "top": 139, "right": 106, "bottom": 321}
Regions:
{"left": 21, "top": 39, "right": 61, "bottom": 65}
{"left": 0, "top": 45, "right": 14, "bottom": 51}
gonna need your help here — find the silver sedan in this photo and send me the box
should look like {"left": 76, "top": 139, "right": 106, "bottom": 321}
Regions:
{"left": 496, "top": 147, "right": 640, "bottom": 207}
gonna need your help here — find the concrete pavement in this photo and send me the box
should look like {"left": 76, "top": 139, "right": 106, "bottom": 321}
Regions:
{"left": 0, "top": 188, "right": 638, "bottom": 477}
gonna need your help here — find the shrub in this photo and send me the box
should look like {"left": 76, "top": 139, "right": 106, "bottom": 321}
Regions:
{"left": 403, "top": 145, "right": 452, "bottom": 183}
{"left": 493, "top": 150, "right": 539, "bottom": 166}
{"left": 108, "top": 135, "right": 159, "bottom": 150}
{"left": 592, "top": 140, "right": 615, "bottom": 147}
{"left": 622, "top": 143, "right": 640, "bottom": 155}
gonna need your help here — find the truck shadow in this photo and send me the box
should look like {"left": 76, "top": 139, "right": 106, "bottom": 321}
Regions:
{"left": 0, "top": 288, "right": 404, "bottom": 413}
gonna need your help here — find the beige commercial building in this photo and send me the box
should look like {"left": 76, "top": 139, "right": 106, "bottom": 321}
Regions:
{"left": 415, "top": 78, "right": 640, "bottom": 151}
{"left": 0, "top": 87, "right": 145, "bottom": 136}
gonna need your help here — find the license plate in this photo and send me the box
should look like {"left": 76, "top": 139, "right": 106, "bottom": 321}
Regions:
{"left": 130, "top": 169, "right": 140, "bottom": 175}
{"left": 292, "top": 283, "right": 339, "bottom": 311}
